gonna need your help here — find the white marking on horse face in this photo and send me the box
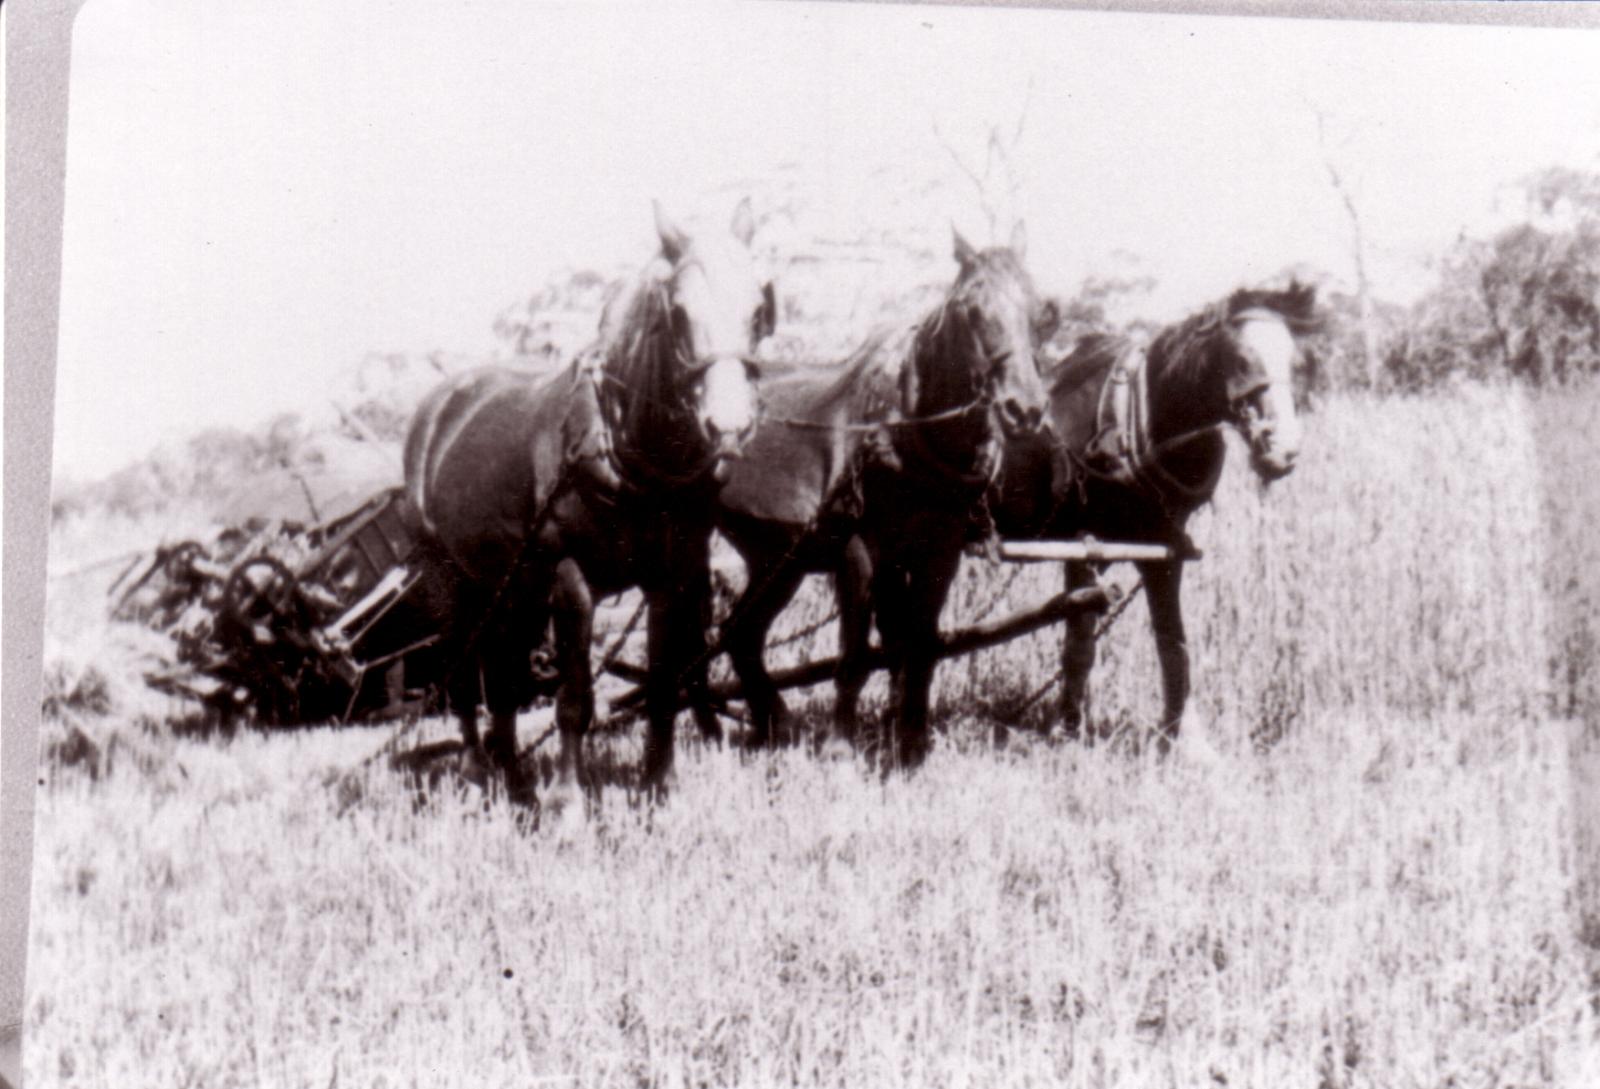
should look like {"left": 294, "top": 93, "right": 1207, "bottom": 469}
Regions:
{"left": 1238, "top": 317, "right": 1301, "bottom": 475}
{"left": 698, "top": 355, "right": 760, "bottom": 449}
{"left": 988, "top": 295, "right": 1050, "bottom": 434}
{"left": 672, "top": 245, "right": 771, "bottom": 363}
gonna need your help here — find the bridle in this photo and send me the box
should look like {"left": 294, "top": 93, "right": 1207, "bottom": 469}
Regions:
{"left": 1219, "top": 308, "right": 1288, "bottom": 466}
{"left": 595, "top": 273, "right": 768, "bottom": 491}
{"left": 664, "top": 254, "right": 773, "bottom": 373}
{"left": 891, "top": 298, "right": 1020, "bottom": 492}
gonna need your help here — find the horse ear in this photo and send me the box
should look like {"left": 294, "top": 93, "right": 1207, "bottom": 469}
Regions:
{"left": 1008, "top": 220, "right": 1028, "bottom": 261}
{"left": 952, "top": 225, "right": 978, "bottom": 270}
{"left": 654, "top": 200, "right": 692, "bottom": 264}
{"left": 730, "top": 197, "right": 756, "bottom": 249}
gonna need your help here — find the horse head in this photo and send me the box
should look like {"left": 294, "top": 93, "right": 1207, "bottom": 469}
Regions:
{"left": 904, "top": 224, "right": 1054, "bottom": 460}
{"left": 1215, "top": 282, "right": 1318, "bottom": 482}
{"left": 652, "top": 199, "right": 774, "bottom": 473}
{"left": 601, "top": 200, "right": 774, "bottom": 484}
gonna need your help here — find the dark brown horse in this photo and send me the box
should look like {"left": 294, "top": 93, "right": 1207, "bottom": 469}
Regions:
{"left": 712, "top": 225, "right": 1057, "bottom": 769}
{"left": 404, "top": 201, "right": 774, "bottom": 803}
{"left": 993, "top": 282, "right": 1319, "bottom": 748}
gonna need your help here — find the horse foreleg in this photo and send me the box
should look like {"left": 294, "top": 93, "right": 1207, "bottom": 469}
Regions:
{"left": 1138, "top": 558, "right": 1188, "bottom": 753}
{"left": 1059, "top": 561, "right": 1100, "bottom": 743}
{"left": 833, "top": 535, "right": 874, "bottom": 741}
{"left": 891, "top": 543, "right": 961, "bottom": 772}
{"left": 642, "top": 522, "right": 721, "bottom": 792}
{"left": 868, "top": 550, "right": 910, "bottom": 768}
{"left": 724, "top": 560, "right": 807, "bottom": 747}
{"left": 550, "top": 557, "right": 594, "bottom": 812}
{"left": 682, "top": 553, "right": 724, "bottom": 745}
{"left": 641, "top": 587, "right": 689, "bottom": 793}
{"left": 480, "top": 606, "right": 545, "bottom": 807}
{"left": 432, "top": 563, "right": 485, "bottom": 752}
{"left": 447, "top": 664, "right": 484, "bottom": 752}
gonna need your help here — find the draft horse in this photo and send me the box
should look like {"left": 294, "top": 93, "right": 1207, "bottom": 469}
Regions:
{"left": 404, "top": 201, "right": 775, "bottom": 802}
{"left": 712, "top": 225, "right": 1057, "bottom": 770}
{"left": 993, "top": 282, "right": 1320, "bottom": 748}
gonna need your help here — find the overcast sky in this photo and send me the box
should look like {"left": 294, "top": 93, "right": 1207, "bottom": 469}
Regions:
{"left": 51, "top": 1, "right": 1600, "bottom": 482}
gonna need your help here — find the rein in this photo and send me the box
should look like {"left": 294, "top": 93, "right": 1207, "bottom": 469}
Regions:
{"left": 593, "top": 306, "right": 741, "bottom": 491}
{"left": 893, "top": 305, "right": 1009, "bottom": 492}
{"left": 757, "top": 309, "right": 1003, "bottom": 489}
{"left": 762, "top": 398, "right": 986, "bottom": 435}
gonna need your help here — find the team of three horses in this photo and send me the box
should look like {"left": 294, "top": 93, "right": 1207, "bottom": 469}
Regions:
{"left": 404, "top": 200, "right": 1318, "bottom": 808}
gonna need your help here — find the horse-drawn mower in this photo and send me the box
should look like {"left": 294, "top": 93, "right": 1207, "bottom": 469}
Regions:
{"left": 113, "top": 487, "right": 445, "bottom": 726}
{"left": 111, "top": 477, "right": 1187, "bottom": 733}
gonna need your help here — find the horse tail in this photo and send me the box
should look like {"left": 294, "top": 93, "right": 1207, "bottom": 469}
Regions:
{"left": 402, "top": 384, "right": 449, "bottom": 536}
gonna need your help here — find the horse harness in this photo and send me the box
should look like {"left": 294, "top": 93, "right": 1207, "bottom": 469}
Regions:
{"left": 427, "top": 349, "right": 682, "bottom": 690}
{"left": 1078, "top": 339, "right": 1224, "bottom": 512}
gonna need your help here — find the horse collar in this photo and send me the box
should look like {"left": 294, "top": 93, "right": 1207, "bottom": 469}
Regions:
{"left": 1082, "top": 338, "right": 1221, "bottom": 510}
{"left": 566, "top": 353, "right": 626, "bottom": 495}
{"left": 1086, "top": 340, "right": 1151, "bottom": 489}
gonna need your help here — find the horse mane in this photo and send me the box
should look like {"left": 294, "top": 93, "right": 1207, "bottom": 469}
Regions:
{"left": 1226, "top": 279, "right": 1323, "bottom": 334}
{"left": 761, "top": 327, "right": 903, "bottom": 425}
{"left": 815, "top": 330, "right": 901, "bottom": 416}
{"left": 1145, "top": 279, "right": 1323, "bottom": 401}
{"left": 905, "top": 247, "right": 1034, "bottom": 410}
{"left": 1048, "top": 333, "right": 1127, "bottom": 398}
{"left": 1146, "top": 304, "right": 1227, "bottom": 394}
{"left": 600, "top": 263, "right": 681, "bottom": 436}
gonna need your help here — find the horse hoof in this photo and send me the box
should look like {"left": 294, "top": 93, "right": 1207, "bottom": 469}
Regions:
{"left": 543, "top": 795, "right": 585, "bottom": 836}
{"left": 459, "top": 746, "right": 494, "bottom": 789}
{"left": 640, "top": 751, "right": 675, "bottom": 803}
{"left": 812, "top": 731, "right": 855, "bottom": 763}
{"left": 506, "top": 778, "right": 541, "bottom": 810}
{"left": 642, "top": 776, "right": 673, "bottom": 806}
{"left": 692, "top": 709, "right": 724, "bottom": 745}
{"left": 875, "top": 741, "right": 928, "bottom": 780}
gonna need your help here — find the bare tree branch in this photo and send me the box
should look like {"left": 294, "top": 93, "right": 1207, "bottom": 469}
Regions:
{"left": 1313, "top": 105, "right": 1381, "bottom": 388}
{"left": 932, "top": 99, "right": 1031, "bottom": 247}
{"left": 932, "top": 117, "right": 1000, "bottom": 242}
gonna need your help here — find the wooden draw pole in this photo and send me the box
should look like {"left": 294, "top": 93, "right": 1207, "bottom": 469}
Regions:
{"left": 606, "top": 538, "right": 1192, "bottom": 712}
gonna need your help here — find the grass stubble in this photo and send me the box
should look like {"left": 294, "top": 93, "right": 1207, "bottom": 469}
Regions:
{"left": 26, "top": 381, "right": 1600, "bottom": 1087}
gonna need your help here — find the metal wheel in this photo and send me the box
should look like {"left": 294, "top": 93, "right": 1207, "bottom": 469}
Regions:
{"left": 223, "top": 555, "right": 299, "bottom": 637}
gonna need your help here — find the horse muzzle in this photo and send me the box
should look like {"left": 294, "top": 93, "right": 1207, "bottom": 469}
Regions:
{"left": 998, "top": 396, "right": 1049, "bottom": 434}
{"left": 1237, "top": 389, "right": 1300, "bottom": 483}
{"left": 703, "top": 418, "right": 757, "bottom": 481}
{"left": 1248, "top": 431, "right": 1299, "bottom": 481}
{"left": 997, "top": 398, "right": 1049, "bottom": 439}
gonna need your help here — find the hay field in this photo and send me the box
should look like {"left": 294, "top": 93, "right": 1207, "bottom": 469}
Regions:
{"left": 26, "top": 380, "right": 1600, "bottom": 1087}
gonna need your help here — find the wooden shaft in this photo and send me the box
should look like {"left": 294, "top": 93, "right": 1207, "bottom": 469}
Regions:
{"left": 998, "top": 540, "right": 1186, "bottom": 564}
{"left": 607, "top": 583, "right": 1114, "bottom": 711}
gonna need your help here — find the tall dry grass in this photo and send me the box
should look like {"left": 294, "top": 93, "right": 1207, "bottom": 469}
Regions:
{"left": 25, "top": 379, "right": 1600, "bottom": 1087}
